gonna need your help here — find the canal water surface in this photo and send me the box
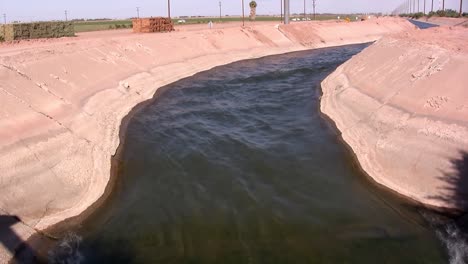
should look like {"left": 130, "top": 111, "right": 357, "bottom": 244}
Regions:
{"left": 50, "top": 44, "right": 449, "bottom": 263}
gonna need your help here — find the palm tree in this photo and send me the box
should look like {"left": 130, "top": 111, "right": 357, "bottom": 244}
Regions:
{"left": 249, "top": 1, "right": 257, "bottom": 21}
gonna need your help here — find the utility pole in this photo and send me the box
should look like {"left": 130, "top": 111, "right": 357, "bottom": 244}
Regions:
{"left": 417, "top": 0, "right": 420, "bottom": 12}
{"left": 431, "top": 0, "right": 434, "bottom": 12}
{"left": 136, "top": 7, "right": 140, "bottom": 18}
{"left": 303, "top": 0, "right": 306, "bottom": 19}
{"left": 442, "top": 0, "right": 445, "bottom": 11}
{"left": 168, "top": 0, "right": 171, "bottom": 18}
{"left": 460, "top": 0, "right": 463, "bottom": 16}
{"left": 280, "top": 0, "right": 283, "bottom": 23}
{"left": 219, "top": 1, "right": 222, "bottom": 22}
{"left": 64, "top": 10, "right": 68, "bottom": 21}
{"left": 312, "top": 0, "right": 316, "bottom": 20}
{"left": 284, "top": 0, "right": 290, "bottom": 24}
{"left": 424, "top": 0, "right": 426, "bottom": 14}
{"left": 242, "top": 0, "right": 245, "bottom": 26}
{"left": 3, "top": 14, "right": 6, "bottom": 24}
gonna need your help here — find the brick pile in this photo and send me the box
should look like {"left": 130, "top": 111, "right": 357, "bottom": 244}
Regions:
{"left": 132, "top": 18, "right": 174, "bottom": 33}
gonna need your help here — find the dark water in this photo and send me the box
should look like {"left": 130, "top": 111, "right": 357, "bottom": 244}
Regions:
{"left": 50, "top": 44, "right": 450, "bottom": 263}
{"left": 409, "top": 19, "right": 439, "bottom": 29}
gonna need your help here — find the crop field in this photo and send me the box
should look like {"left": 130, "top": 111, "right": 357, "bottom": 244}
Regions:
{"left": 74, "top": 20, "right": 133, "bottom": 32}
{"left": 73, "top": 14, "right": 357, "bottom": 33}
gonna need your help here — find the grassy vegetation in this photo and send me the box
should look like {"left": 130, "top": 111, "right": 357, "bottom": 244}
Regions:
{"left": 399, "top": 9, "right": 465, "bottom": 19}
{"left": 178, "top": 16, "right": 281, "bottom": 24}
{"left": 175, "top": 14, "right": 357, "bottom": 24}
{"left": 74, "top": 20, "right": 133, "bottom": 32}
{"left": 403, "top": 12, "right": 425, "bottom": 19}
{"left": 72, "top": 14, "right": 360, "bottom": 33}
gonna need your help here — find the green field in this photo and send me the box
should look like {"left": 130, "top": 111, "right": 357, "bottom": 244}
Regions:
{"left": 73, "top": 20, "right": 133, "bottom": 32}
{"left": 73, "top": 15, "right": 358, "bottom": 33}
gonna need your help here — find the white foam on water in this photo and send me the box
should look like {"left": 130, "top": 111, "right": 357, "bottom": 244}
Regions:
{"left": 437, "top": 223, "right": 468, "bottom": 264}
{"left": 421, "top": 211, "right": 468, "bottom": 264}
{"left": 48, "top": 232, "right": 84, "bottom": 264}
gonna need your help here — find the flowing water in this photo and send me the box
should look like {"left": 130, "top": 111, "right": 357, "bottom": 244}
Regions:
{"left": 48, "top": 44, "right": 452, "bottom": 263}
{"left": 408, "top": 19, "right": 439, "bottom": 29}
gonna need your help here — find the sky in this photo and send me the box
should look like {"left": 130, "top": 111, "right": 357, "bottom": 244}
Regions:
{"left": 0, "top": 0, "right": 466, "bottom": 22}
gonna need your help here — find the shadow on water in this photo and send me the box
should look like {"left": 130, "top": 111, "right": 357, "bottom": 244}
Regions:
{"left": 427, "top": 152, "right": 468, "bottom": 213}
{"left": 420, "top": 151, "right": 468, "bottom": 263}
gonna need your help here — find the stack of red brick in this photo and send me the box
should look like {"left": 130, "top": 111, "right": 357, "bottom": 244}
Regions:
{"left": 132, "top": 18, "right": 174, "bottom": 33}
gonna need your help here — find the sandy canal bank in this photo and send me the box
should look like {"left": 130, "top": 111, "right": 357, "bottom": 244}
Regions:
{"left": 0, "top": 18, "right": 415, "bottom": 261}
{"left": 321, "top": 25, "right": 468, "bottom": 213}
{"left": 418, "top": 16, "right": 468, "bottom": 27}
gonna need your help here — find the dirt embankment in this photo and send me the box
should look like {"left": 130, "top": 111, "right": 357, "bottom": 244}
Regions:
{"left": 418, "top": 16, "right": 468, "bottom": 27}
{"left": 321, "top": 26, "right": 468, "bottom": 212}
{"left": 0, "top": 18, "right": 414, "bottom": 262}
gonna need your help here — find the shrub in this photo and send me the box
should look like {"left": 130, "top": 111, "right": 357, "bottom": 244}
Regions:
{"left": 412, "top": 12, "right": 425, "bottom": 19}
{"left": 436, "top": 10, "right": 446, "bottom": 17}
{"left": 428, "top": 11, "right": 436, "bottom": 17}
{"left": 444, "top": 9, "right": 459, "bottom": 17}
{"left": 108, "top": 25, "right": 115, "bottom": 29}
{"left": 463, "top": 12, "right": 468, "bottom": 17}
{"left": 0, "top": 36, "right": 4, "bottom": 42}
{"left": 115, "top": 24, "right": 122, "bottom": 29}
{"left": 434, "top": 9, "right": 460, "bottom": 17}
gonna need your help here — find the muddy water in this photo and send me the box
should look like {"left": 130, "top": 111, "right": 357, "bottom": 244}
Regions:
{"left": 50, "top": 44, "right": 448, "bottom": 263}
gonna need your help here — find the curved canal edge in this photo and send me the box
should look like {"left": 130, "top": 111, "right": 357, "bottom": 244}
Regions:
{"left": 48, "top": 44, "right": 449, "bottom": 263}
{"left": 2, "top": 19, "right": 422, "bottom": 262}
